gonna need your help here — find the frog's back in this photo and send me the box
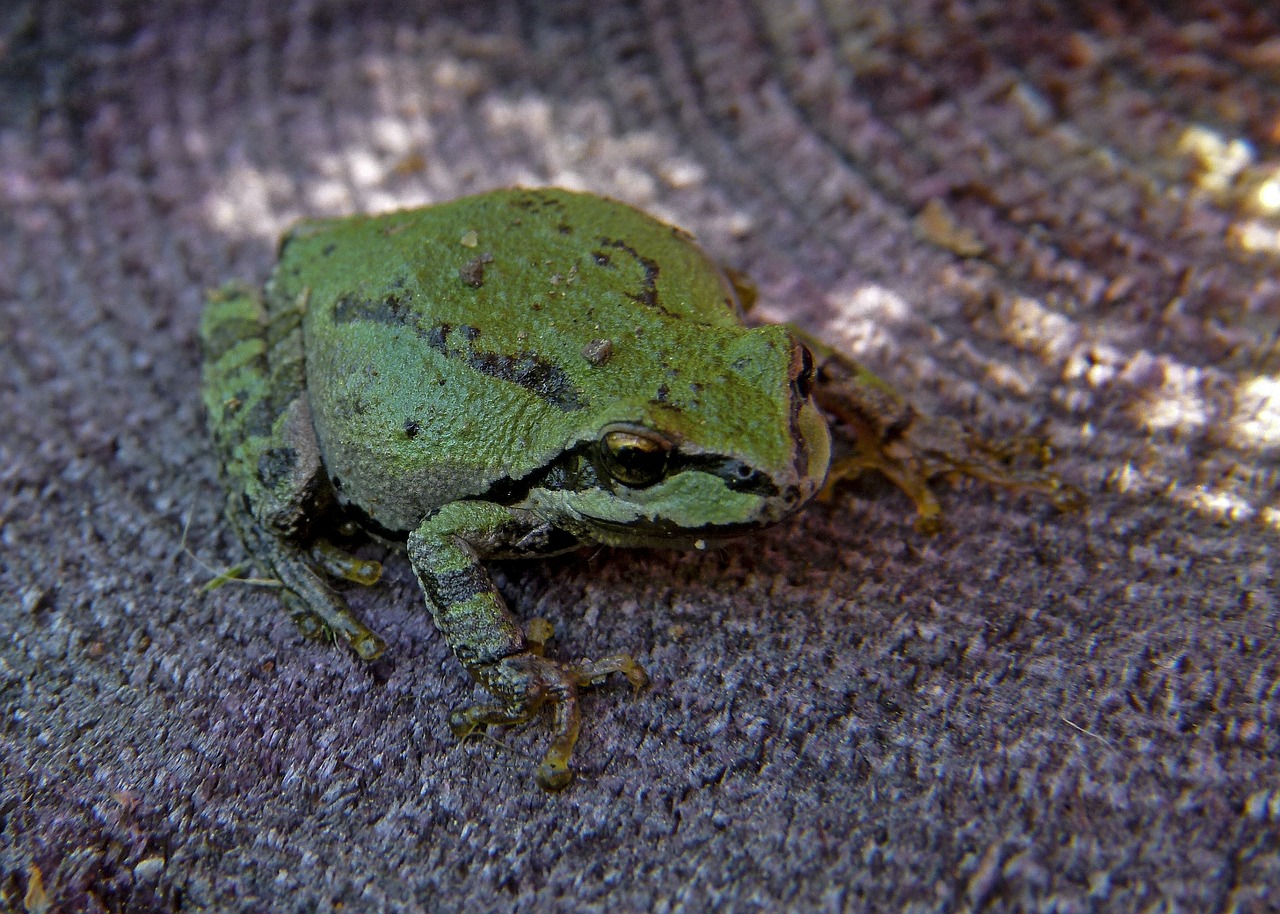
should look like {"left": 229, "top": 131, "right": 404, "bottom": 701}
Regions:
{"left": 276, "top": 188, "right": 762, "bottom": 532}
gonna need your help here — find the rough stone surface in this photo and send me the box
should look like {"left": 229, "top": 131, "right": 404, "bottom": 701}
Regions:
{"left": 2, "top": 2, "right": 1278, "bottom": 912}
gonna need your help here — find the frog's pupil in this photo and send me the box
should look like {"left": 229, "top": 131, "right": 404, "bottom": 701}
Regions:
{"left": 601, "top": 430, "right": 669, "bottom": 488}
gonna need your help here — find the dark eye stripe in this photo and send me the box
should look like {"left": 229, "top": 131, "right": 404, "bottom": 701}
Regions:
{"left": 677, "top": 454, "right": 779, "bottom": 496}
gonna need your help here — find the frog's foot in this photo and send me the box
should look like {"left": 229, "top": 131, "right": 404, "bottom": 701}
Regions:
{"left": 450, "top": 651, "right": 649, "bottom": 791}
{"left": 224, "top": 483, "right": 387, "bottom": 659}
{"left": 309, "top": 539, "right": 382, "bottom": 585}
{"left": 820, "top": 417, "right": 1083, "bottom": 533}
{"left": 269, "top": 548, "right": 388, "bottom": 661}
{"left": 799, "top": 329, "right": 1082, "bottom": 531}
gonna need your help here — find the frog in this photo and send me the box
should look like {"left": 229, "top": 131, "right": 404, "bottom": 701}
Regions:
{"left": 200, "top": 187, "right": 1078, "bottom": 790}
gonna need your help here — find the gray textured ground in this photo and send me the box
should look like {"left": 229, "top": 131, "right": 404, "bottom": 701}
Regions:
{"left": 2, "top": 2, "right": 1279, "bottom": 912}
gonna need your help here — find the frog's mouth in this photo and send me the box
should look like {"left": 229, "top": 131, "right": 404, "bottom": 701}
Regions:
{"left": 549, "top": 460, "right": 817, "bottom": 549}
{"left": 573, "top": 510, "right": 797, "bottom": 548}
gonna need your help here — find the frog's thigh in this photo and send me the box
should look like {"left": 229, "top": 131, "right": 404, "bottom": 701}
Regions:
{"left": 240, "top": 398, "right": 386, "bottom": 659}
{"left": 251, "top": 397, "right": 328, "bottom": 533}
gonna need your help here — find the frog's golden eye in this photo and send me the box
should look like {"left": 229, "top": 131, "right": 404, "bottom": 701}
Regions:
{"left": 600, "top": 429, "right": 671, "bottom": 488}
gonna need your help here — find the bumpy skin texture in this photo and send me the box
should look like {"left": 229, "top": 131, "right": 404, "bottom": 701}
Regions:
{"left": 201, "top": 188, "right": 1072, "bottom": 790}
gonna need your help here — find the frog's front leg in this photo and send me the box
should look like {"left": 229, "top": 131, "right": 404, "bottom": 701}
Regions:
{"left": 407, "top": 501, "right": 648, "bottom": 791}
{"left": 793, "top": 327, "right": 1083, "bottom": 531}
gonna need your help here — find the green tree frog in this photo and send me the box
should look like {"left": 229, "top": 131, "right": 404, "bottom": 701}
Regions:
{"left": 201, "top": 188, "right": 1076, "bottom": 790}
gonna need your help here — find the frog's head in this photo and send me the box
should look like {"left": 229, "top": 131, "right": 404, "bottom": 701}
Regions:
{"left": 539, "top": 325, "right": 831, "bottom": 548}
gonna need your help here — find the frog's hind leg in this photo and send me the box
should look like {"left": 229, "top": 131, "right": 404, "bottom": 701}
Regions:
{"left": 203, "top": 283, "right": 387, "bottom": 661}
{"left": 791, "top": 325, "right": 1083, "bottom": 531}
{"left": 227, "top": 495, "right": 387, "bottom": 660}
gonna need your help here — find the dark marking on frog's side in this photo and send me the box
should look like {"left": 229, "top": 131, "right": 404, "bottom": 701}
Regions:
{"left": 680, "top": 454, "right": 781, "bottom": 497}
{"left": 404, "top": 418, "right": 421, "bottom": 439}
{"left": 558, "top": 222, "right": 572, "bottom": 235}
{"left": 242, "top": 399, "right": 277, "bottom": 439}
{"left": 654, "top": 383, "right": 670, "bottom": 403}
{"left": 322, "top": 243, "right": 337, "bottom": 257}
{"left": 258, "top": 447, "right": 299, "bottom": 488}
{"left": 592, "top": 251, "right": 612, "bottom": 267}
{"left": 598, "top": 237, "right": 661, "bottom": 310}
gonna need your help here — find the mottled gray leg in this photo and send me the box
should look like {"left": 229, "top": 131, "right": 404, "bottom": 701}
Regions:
{"left": 228, "top": 495, "right": 386, "bottom": 660}
{"left": 407, "top": 501, "right": 648, "bottom": 791}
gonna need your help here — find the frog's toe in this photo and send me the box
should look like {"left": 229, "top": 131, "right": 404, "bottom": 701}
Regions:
{"left": 536, "top": 757, "right": 573, "bottom": 792}
{"left": 569, "top": 653, "right": 650, "bottom": 692}
{"left": 287, "top": 604, "right": 327, "bottom": 641}
{"left": 309, "top": 539, "right": 382, "bottom": 586}
{"left": 351, "top": 629, "right": 387, "bottom": 661}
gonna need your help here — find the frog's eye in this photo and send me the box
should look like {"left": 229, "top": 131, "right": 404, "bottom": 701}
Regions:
{"left": 792, "top": 342, "right": 816, "bottom": 401}
{"left": 600, "top": 429, "right": 671, "bottom": 488}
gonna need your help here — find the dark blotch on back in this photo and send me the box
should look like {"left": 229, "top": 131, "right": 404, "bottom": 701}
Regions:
{"left": 423, "top": 323, "right": 450, "bottom": 354}
{"left": 329, "top": 284, "right": 584, "bottom": 412}
{"left": 466, "top": 350, "right": 583, "bottom": 411}
{"left": 598, "top": 237, "right": 660, "bottom": 310}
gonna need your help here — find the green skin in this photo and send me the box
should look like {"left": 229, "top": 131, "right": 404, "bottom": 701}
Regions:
{"left": 201, "top": 188, "right": 1077, "bottom": 790}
